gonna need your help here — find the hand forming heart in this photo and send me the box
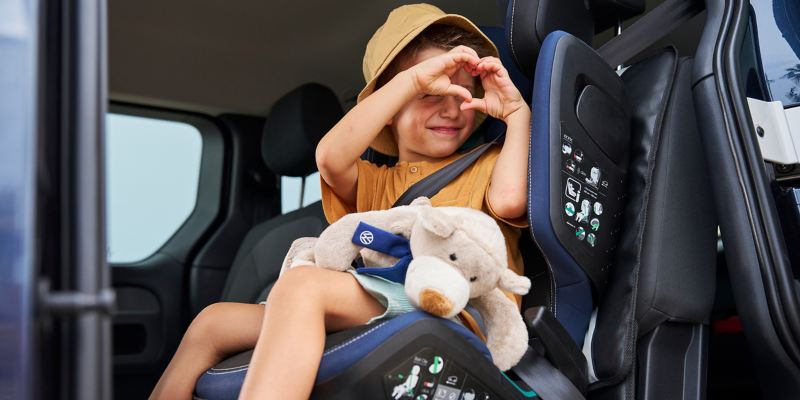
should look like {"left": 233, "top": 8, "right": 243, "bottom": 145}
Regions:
{"left": 406, "top": 46, "right": 527, "bottom": 122}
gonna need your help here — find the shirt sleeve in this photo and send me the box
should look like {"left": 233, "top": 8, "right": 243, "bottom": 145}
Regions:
{"left": 484, "top": 187, "right": 529, "bottom": 228}
{"left": 320, "top": 159, "right": 380, "bottom": 224}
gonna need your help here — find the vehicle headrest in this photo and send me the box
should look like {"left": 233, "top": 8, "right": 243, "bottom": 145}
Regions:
{"left": 591, "top": 0, "right": 646, "bottom": 33}
{"left": 262, "top": 83, "right": 343, "bottom": 177}
{"left": 503, "top": 0, "right": 645, "bottom": 77}
{"left": 505, "top": 0, "right": 594, "bottom": 78}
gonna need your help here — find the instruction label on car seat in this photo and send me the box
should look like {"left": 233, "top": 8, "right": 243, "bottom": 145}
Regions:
{"left": 560, "top": 131, "right": 608, "bottom": 251}
{"left": 383, "top": 347, "right": 497, "bottom": 399}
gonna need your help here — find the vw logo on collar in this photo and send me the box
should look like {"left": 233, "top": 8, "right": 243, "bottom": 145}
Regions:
{"left": 359, "top": 230, "right": 374, "bottom": 245}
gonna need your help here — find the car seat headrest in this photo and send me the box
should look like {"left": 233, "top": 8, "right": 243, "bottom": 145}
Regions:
{"left": 503, "top": 0, "right": 645, "bottom": 77}
{"left": 262, "top": 83, "right": 344, "bottom": 177}
{"left": 590, "top": 0, "right": 646, "bottom": 33}
{"left": 505, "top": 0, "right": 594, "bottom": 78}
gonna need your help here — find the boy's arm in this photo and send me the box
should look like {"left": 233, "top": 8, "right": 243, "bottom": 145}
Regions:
{"left": 316, "top": 47, "right": 480, "bottom": 207}
{"left": 462, "top": 56, "right": 530, "bottom": 219}
{"left": 316, "top": 73, "right": 418, "bottom": 207}
{"left": 487, "top": 108, "right": 530, "bottom": 219}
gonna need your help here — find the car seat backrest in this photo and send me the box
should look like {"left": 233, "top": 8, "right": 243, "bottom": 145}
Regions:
{"left": 221, "top": 83, "right": 343, "bottom": 303}
{"left": 511, "top": 0, "right": 717, "bottom": 393}
{"left": 590, "top": 46, "right": 717, "bottom": 386}
{"left": 530, "top": 31, "right": 631, "bottom": 346}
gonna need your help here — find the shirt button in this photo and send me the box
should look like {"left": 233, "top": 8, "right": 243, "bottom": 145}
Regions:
{"left": 409, "top": 166, "right": 419, "bottom": 173}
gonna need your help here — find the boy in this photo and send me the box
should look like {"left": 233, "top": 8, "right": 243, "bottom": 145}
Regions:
{"left": 150, "top": 4, "right": 529, "bottom": 399}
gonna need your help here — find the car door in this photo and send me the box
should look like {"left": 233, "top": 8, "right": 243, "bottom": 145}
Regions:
{"left": 1, "top": 0, "right": 113, "bottom": 398}
{"left": 693, "top": 0, "right": 800, "bottom": 398}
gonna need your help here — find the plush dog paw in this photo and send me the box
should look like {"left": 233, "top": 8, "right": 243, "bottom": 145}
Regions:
{"left": 280, "top": 237, "right": 318, "bottom": 275}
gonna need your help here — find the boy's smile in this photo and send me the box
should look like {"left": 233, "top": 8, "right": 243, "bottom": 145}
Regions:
{"left": 390, "top": 47, "right": 477, "bottom": 163}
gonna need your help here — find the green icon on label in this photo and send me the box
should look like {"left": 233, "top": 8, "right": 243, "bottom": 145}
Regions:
{"left": 575, "top": 227, "right": 586, "bottom": 241}
{"left": 587, "top": 233, "right": 596, "bottom": 247}
{"left": 565, "top": 202, "right": 575, "bottom": 217}
{"left": 590, "top": 218, "right": 600, "bottom": 231}
{"left": 429, "top": 356, "right": 443, "bottom": 374}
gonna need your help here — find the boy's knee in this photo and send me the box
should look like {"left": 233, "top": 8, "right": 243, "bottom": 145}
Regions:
{"left": 184, "top": 302, "right": 232, "bottom": 343}
{"left": 269, "top": 267, "right": 329, "bottom": 303}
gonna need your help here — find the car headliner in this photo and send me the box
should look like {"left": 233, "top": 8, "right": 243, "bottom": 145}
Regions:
{"left": 108, "top": 0, "right": 501, "bottom": 117}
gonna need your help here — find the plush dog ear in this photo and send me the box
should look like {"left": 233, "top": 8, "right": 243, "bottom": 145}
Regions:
{"left": 498, "top": 269, "right": 531, "bottom": 295}
{"left": 418, "top": 206, "right": 454, "bottom": 238}
{"left": 410, "top": 196, "right": 432, "bottom": 207}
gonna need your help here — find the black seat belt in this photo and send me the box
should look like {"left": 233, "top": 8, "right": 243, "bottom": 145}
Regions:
{"left": 392, "top": 138, "right": 500, "bottom": 207}
{"left": 597, "top": 0, "right": 703, "bottom": 69}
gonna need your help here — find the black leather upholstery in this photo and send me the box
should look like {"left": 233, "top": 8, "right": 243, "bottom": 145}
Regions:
{"left": 589, "top": 49, "right": 717, "bottom": 387}
{"left": 261, "top": 83, "right": 343, "bottom": 177}
{"left": 633, "top": 57, "right": 715, "bottom": 333}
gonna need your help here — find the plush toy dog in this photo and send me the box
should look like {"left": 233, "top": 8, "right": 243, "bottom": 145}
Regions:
{"left": 280, "top": 197, "right": 531, "bottom": 371}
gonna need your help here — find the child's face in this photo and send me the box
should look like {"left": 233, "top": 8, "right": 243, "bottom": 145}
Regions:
{"left": 390, "top": 46, "right": 477, "bottom": 162}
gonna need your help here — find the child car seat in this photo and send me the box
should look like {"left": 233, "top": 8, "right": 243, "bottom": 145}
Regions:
{"left": 194, "top": 1, "right": 717, "bottom": 398}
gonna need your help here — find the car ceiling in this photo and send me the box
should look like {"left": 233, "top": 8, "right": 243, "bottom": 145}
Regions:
{"left": 108, "top": 0, "right": 502, "bottom": 117}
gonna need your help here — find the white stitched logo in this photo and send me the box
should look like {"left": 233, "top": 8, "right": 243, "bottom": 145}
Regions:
{"left": 359, "top": 231, "right": 374, "bottom": 245}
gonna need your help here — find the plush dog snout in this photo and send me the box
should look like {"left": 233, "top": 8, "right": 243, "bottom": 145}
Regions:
{"left": 405, "top": 256, "right": 470, "bottom": 319}
{"left": 419, "top": 288, "right": 453, "bottom": 317}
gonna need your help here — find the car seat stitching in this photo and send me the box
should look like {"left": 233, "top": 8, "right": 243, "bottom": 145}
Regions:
{"left": 526, "top": 93, "right": 557, "bottom": 318}
{"left": 208, "top": 364, "right": 251, "bottom": 372}
{"left": 509, "top": 0, "right": 521, "bottom": 68}
{"left": 323, "top": 321, "right": 388, "bottom": 357}
{"left": 205, "top": 367, "right": 249, "bottom": 375}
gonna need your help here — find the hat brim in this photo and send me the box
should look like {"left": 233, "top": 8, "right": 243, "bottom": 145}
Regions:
{"left": 359, "top": 14, "right": 499, "bottom": 157}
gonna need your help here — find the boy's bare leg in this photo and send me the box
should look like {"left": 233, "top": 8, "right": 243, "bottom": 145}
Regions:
{"left": 239, "top": 266, "right": 386, "bottom": 400}
{"left": 150, "top": 302, "right": 265, "bottom": 399}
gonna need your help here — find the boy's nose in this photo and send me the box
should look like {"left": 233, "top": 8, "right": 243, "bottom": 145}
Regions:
{"left": 438, "top": 95, "right": 461, "bottom": 118}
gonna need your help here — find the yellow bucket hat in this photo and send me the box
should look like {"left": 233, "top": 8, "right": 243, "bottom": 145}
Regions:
{"left": 359, "top": 3, "right": 499, "bottom": 156}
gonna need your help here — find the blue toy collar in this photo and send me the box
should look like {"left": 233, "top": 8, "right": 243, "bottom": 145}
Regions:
{"left": 351, "top": 222, "right": 412, "bottom": 284}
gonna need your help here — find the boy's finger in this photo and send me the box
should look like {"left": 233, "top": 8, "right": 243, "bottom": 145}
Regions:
{"left": 448, "top": 52, "right": 480, "bottom": 67}
{"left": 476, "top": 59, "right": 502, "bottom": 72}
{"left": 477, "top": 60, "right": 509, "bottom": 79}
{"left": 451, "top": 45, "right": 480, "bottom": 59}
{"left": 442, "top": 84, "right": 473, "bottom": 102}
{"left": 460, "top": 98, "right": 487, "bottom": 113}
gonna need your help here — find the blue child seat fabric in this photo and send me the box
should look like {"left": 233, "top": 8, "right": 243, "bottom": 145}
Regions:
{"left": 529, "top": 30, "right": 595, "bottom": 346}
{"left": 194, "top": 311, "right": 492, "bottom": 400}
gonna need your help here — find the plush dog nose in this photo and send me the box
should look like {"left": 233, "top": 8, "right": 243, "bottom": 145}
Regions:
{"left": 405, "top": 256, "right": 470, "bottom": 319}
{"left": 419, "top": 288, "right": 453, "bottom": 317}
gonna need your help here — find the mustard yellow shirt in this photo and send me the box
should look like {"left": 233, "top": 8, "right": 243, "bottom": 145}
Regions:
{"left": 320, "top": 145, "right": 528, "bottom": 307}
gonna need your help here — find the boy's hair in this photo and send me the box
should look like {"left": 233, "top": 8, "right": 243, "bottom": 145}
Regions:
{"left": 376, "top": 24, "right": 495, "bottom": 89}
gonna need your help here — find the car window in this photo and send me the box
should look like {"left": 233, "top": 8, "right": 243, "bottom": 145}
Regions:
{"left": 750, "top": 0, "right": 800, "bottom": 107}
{"left": 105, "top": 113, "right": 203, "bottom": 263}
{"left": 281, "top": 172, "right": 321, "bottom": 214}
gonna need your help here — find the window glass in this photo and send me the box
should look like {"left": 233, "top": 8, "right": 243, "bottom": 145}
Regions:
{"left": 105, "top": 113, "right": 203, "bottom": 263}
{"left": 750, "top": 0, "right": 800, "bottom": 107}
{"left": 281, "top": 172, "right": 321, "bottom": 214}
